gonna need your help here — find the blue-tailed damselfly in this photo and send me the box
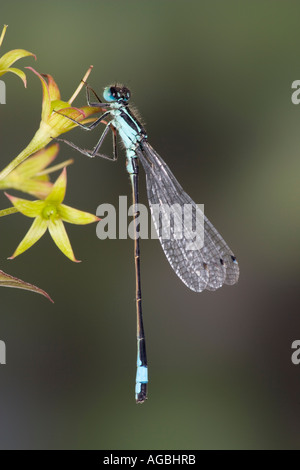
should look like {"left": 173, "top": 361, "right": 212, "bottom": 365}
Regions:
{"left": 56, "top": 83, "right": 239, "bottom": 403}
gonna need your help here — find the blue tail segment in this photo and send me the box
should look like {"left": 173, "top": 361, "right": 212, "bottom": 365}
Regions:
{"left": 135, "top": 362, "right": 148, "bottom": 403}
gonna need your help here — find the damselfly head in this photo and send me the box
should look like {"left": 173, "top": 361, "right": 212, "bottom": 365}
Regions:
{"left": 103, "top": 85, "right": 131, "bottom": 103}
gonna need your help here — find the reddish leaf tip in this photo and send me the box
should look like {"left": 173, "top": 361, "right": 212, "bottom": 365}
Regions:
{"left": 4, "top": 192, "right": 15, "bottom": 203}
{"left": 44, "top": 292, "right": 54, "bottom": 303}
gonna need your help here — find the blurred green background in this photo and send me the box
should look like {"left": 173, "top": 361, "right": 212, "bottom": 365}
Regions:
{"left": 0, "top": 0, "right": 300, "bottom": 450}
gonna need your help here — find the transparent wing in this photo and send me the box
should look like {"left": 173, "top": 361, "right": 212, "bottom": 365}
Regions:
{"left": 137, "top": 142, "right": 239, "bottom": 292}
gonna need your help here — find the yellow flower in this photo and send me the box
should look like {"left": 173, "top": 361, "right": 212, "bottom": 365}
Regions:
{"left": 0, "top": 25, "right": 36, "bottom": 87}
{"left": 0, "top": 143, "right": 73, "bottom": 198}
{"left": 6, "top": 168, "right": 99, "bottom": 262}
{"left": 0, "top": 66, "right": 102, "bottom": 181}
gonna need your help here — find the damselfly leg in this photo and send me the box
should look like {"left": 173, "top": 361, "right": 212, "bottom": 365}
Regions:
{"left": 54, "top": 109, "right": 118, "bottom": 160}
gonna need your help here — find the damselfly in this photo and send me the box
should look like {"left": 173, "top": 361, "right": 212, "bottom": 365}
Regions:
{"left": 56, "top": 83, "right": 239, "bottom": 403}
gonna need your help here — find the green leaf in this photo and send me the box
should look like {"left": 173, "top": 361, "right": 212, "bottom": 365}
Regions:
{"left": 0, "top": 269, "right": 53, "bottom": 302}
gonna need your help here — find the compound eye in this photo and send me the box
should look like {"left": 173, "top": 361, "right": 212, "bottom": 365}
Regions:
{"left": 103, "top": 86, "right": 118, "bottom": 102}
{"left": 103, "top": 85, "right": 131, "bottom": 102}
